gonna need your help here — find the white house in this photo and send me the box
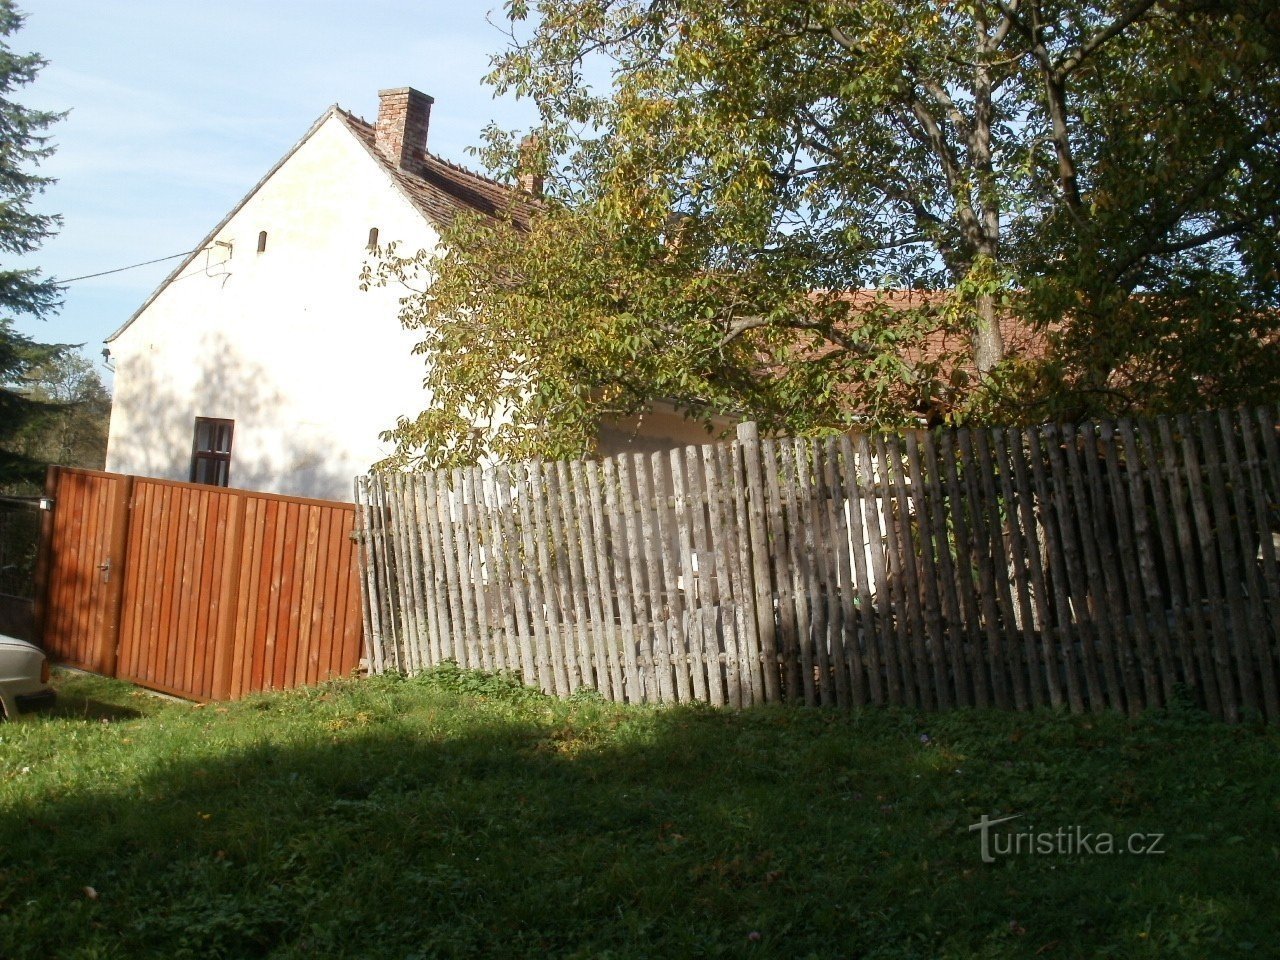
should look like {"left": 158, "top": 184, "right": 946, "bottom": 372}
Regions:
{"left": 105, "top": 86, "right": 722, "bottom": 502}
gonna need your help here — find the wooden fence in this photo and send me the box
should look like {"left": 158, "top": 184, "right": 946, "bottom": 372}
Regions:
{"left": 38, "top": 467, "right": 364, "bottom": 701}
{"left": 355, "top": 408, "right": 1280, "bottom": 723}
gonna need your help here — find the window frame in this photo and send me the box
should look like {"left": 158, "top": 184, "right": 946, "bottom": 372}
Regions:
{"left": 190, "top": 417, "right": 234, "bottom": 487}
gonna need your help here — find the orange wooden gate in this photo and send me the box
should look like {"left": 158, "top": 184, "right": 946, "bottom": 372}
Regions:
{"left": 35, "top": 468, "right": 131, "bottom": 675}
{"left": 37, "top": 467, "right": 364, "bottom": 701}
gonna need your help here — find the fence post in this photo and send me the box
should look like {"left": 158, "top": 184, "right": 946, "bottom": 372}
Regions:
{"left": 737, "top": 422, "right": 781, "bottom": 703}
{"left": 353, "top": 477, "right": 383, "bottom": 674}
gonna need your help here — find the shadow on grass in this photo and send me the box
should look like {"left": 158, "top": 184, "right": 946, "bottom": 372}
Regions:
{"left": 0, "top": 678, "right": 1276, "bottom": 960}
{"left": 48, "top": 696, "right": 144, "bottom": 723}
{"left": 46, "top": 670, "right": 147, "bottom": 723}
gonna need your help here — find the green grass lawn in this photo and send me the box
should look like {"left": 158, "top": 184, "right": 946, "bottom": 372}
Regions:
{"left": 1, "top": 666, "right": 1277, "bottom": 959}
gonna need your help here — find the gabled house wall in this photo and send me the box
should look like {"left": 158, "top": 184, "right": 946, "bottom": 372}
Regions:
{"left": 105, "top": 110, "right": 438, "bottom": 502}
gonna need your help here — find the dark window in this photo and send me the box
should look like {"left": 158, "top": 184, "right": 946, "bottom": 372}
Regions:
{"left": 367, "top": 227, "right": 379, "bottom": 250}
{"left": 190, "top": 417, "right": 234, "bottom": 487}
{"left": 257, "top": 230, "right": 267, "bottom": 253}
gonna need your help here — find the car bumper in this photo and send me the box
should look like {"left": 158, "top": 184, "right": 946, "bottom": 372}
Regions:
{"left": 15, "top": 688, "right": 56, "bottom": 715}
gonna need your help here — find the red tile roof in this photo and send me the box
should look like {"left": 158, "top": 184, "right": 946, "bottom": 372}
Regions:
{"left": 337, "top": 108, "right": 535, "bottom": 230}
{"left": 817, "top": 289, "right": 1047, "bottom": 367}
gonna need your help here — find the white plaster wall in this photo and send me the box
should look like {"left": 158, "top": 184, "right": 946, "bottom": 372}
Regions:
{"left": 105, "top": 115, "right": 438, "bottom": 502}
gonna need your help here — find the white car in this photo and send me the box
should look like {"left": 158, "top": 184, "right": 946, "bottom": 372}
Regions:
{"left": 0, "top": 634, "right": 55, "bottom": 720}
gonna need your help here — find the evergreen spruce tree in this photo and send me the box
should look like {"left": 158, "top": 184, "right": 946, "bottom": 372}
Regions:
{"left": 0, "top": 0, "right": 67, "bottom": 485}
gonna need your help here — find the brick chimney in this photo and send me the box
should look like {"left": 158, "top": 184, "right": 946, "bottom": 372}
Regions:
{"left": 517, "top": 133, "right": 545, "bottom": 197}
{"left": 375, "top": 87, "right": 434, "bottom": 169}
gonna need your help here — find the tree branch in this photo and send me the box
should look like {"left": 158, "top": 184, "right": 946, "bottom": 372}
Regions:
{"left": 908, "top": 98, "right": 985, "bottom": 250}
{"left": 1119, "top": 213, "right": 1276, "bottom": 274}
{"left": 1053, "top": 0, "right": 1160, "bottom": 81}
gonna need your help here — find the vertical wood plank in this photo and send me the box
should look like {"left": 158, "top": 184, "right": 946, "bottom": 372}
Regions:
{"left": 1026, "top": 429, "right": 1083, "bottom": 713}
{"left": 873, "top": 434, "right": 916, "bottom": 707}
{"left": 542, "top": 462, "right": 581, "bottom": 692}
{"left": 651, "top": 451, "right": 691, "bottom": 703}
{"left": 1156, "top": 416, "right": 1220, "bottom": 714}
{"left": 386, "top": 481, "right": 417, "bottom": 675}
{"left": 635, "top": 454, "right": 672, "bottom": 702}
{"left": 685, "top": 448, "right": 724, "bottom": 706}
{"left": 1006, "top": 427, "right": 1064, "bottom": 709}
{"left": 292, "top": 504, "right": 323, "bottom": 688}
{"left": 1137, "top": 419, "right": 1200, "bottom": 699}
{"left": 728, "top": 440, "right": 764, "bottom": 704}
{"left": 1061, "top": 424, "right": 1123, "bottom": 711}
{"left": 815, "top": 438, "right": 851, "bottom": 709}
{"left": 1196, "top": 412, "right": 1259, "bottom": 718}
{"left": 450, "top": 469, "right": 481, "bottom": 672}
{"left": 857, "top": 434, "right": 902, "bottom": 705}
{"left": 920, "top": 432, "right": 971, "bottom": 708}
{"left": 973, "top": 428, "right": 1027, "bottom": 710}
{"left": 1117, "top": 420, "right": 1178, "bottom": 706}
{"left": 903, "top": 432, "right": 950, "bottom": 711}
{"left": 428, "top": 472, "right": 459, "bottom": 666}
{"left": 480, "top": 469, "right": 514, "bottom": 675}
{"left": 434, "top": 472, "right": 466, "bottom": 670}
{"left": 1217, "top": 410, "right": 1279, "bottom": 722}
{"left": 1240, "top": 409, "right": 1280, "bottom": 719}
{"left": 706, "top": 443, "right": 746, "bottom": 708}
{"left": 497, "top": 467, "right": 538, "bottom": 688}
{"left": 569, "top": 461, "right": 609, "bottom": 697}
{"left": 796, "top": 439, "right": 835, "bottom": 706}
{"left": 1175, "top": 414, "right": 1237, "bottom": 721}
{"left": 384, "top": 478, "right": 414, "bottom": 670}
{"left": 515, "top": 463, "right": 554, "bottom": 694}
{"left": 737, "top": 423, "right": 782, "bottom": 703}
{"left": 1096, "top": 422, "right": 1160, "bottom": 711}
{"left": 309, "top": 508, "right": 338, "bottom": 683}
{"left": 956, "top": 428, "right": 1008, "bottom": 710}
{"left": 620, "top": 454, "right": 658, "bottom": 703}
{"left": 847, "top": 434, "right": 887, "bottom": 705}
{"left": 762, "top": 439, "right": 801, "bottom": 702}
{"left": 380, "top": 479, "right": 411, "bottom": 674}
{"left": 826, "top": 437, "right": 867, "bottom": 706}
{"left": 531, "top": 461, "right": 573, "bottom": 695}
{"left": 942, "top": 430, "right": 990, "bottom": 708}
{"left": 585, "top": 460, "right": 625, "bottom": 701}
{"left": 603, "top": 457, "right": 643, "bottom": 702}
{"left": 779, "top": 441, "right": 815, "bottom": 706}
{"left": 989, "top": 427, "right": 1044, "bottom": 709}
{"left": 464, "top": 467, "right": 495, "bottom": 673}
{"left": 412, "top": 475, "right": 445, "bottom": 668}
{"left": 667, "top": 450, "right": 697, "bottom": 704}
{"left": 556, "top": 461, "right": 592, "bottom": 692}
{"left": 885, "top": 434, "right": 932, "bottom": 710}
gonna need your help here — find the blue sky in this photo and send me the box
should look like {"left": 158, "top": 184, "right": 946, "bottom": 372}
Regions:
{"left": 12, "top": 1, "right": 539, "bottom": 377}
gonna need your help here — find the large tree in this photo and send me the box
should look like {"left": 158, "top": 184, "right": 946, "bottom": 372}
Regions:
{"left": 0, "top": 0, "right": 67, "bottom": 485}
{"left": 370, "top": 0, "right": 1280, "bottom": 468}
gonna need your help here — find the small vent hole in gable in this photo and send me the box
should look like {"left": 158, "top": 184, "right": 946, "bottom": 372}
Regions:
{"left": 367, "top": 227, "right": 379, "bottom": 250}
{"left": 257, "top": 230, "right": 268, "bottom": 253}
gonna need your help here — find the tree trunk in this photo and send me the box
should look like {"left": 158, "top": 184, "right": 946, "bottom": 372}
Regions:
{"left": 974, "top": 292, "right": 1004, "bottom": 376}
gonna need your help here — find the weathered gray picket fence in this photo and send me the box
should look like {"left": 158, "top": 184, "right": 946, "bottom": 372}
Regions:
{"left": 354, "top": 408, "right": 1280, "bottom": 722}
